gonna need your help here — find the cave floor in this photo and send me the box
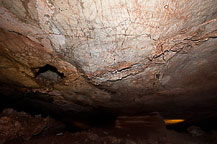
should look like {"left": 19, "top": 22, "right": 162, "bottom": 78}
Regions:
{"left": 5, "top": 128, "right": 217, "bottom": 144}
{"left": 1, "top": 109, "right": 217, "bottom": 144}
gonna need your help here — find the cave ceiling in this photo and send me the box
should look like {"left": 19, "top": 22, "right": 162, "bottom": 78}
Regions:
{"left": 0, "top": 0, "right": 217, "bottom": 119}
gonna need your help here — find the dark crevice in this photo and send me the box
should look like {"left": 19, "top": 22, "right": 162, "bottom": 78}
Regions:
{"left": 155, "top": 73, "right": 161, "bottom": 79}
{"left": 34, "top": 64, "right": 65, "bottom": 79}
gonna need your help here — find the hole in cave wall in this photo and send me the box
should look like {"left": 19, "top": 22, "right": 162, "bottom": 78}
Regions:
{"left": 155, "top": 73, "right": 161, "bottom": 80}
{"left": 35, "top": 64, "right": 65, "bottom": 79}
{"left": 32, "top": 64, "right": 65, "bottom": 84}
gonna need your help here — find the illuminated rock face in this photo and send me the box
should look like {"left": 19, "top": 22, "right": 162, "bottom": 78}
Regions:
{"left": 0, "top": 0, "right": 217, "bottom": 118}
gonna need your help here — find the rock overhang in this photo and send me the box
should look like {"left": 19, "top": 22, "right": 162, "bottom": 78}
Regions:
{"left": 0, "top": 0, "right": 217, "bottom": 120}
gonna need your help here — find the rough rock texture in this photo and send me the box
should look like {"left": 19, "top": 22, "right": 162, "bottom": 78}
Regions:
{"left": 0, "top": 109, "right": 49, "bottom": 143}
{"left": 0, "top": 0, "right": 217, "bottom": 120}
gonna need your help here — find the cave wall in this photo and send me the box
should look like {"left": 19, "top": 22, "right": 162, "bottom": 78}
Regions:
{"left": 0, "top": 0, "right": 217, "bottom": 118}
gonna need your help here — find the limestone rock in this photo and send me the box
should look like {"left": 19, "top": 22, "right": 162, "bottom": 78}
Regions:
{"left": 0, "top": 0, "right": 217, "bottom": 120}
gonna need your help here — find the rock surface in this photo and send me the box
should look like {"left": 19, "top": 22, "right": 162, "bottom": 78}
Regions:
{"left": 0, "top": 0, "right": 217, "bottom": 120}
{"left": 0, "top": 109, "right": 48, "bottom": 143}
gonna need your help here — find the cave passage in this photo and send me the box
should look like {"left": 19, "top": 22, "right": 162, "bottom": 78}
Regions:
{"left": 1, "top": 92, "right": 217, "bottom": 132}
